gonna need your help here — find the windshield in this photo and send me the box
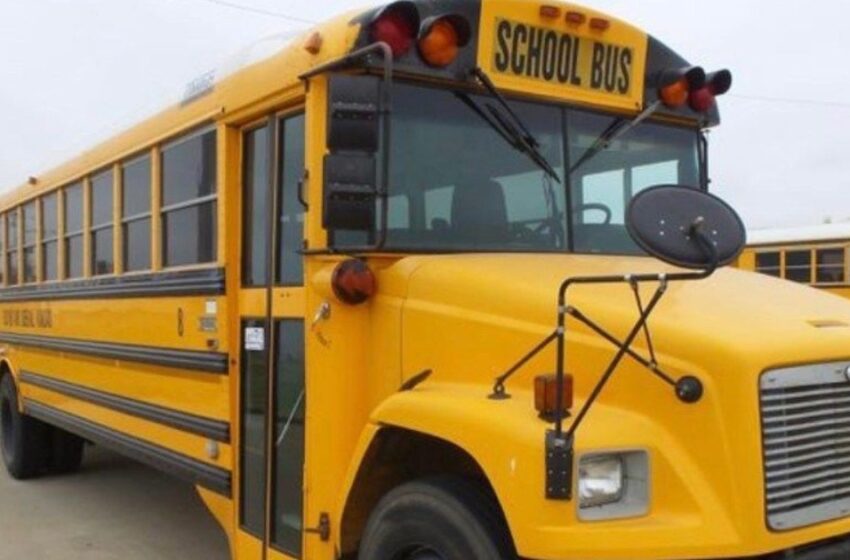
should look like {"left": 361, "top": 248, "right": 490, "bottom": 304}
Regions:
{"left": 344, "top": 83, "right": 701, "bottom": 255}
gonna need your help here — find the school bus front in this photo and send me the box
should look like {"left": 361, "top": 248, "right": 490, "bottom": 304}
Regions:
{"left": 3, "top": 1, "right": 850, "bottom": 560}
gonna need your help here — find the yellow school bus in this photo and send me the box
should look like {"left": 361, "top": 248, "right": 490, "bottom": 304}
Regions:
{"left": 3, "top": 1, "right": 850, "bottom": 559}
{"left": 738, "top": 224, "right": 850, "bottom": 300}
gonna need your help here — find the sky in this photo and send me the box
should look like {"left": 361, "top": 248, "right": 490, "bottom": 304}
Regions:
{"left": 1, "top": 0, "right": 849, "bottom": 230}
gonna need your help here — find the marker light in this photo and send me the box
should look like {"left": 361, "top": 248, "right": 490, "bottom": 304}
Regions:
{"left": 566, "top": 11, "right": 587, "bottom": 25}
{"left": 688, "top": 69, "right": 733, "bottom": 112}
{"left": 589, "top": 17, "right": 611, "bottom": 31}
{"left": 418, "top": 15, "right": 471, "bottom": 67}
{"left": 658, "top": 66, "right": 706, "bottom": 108}
{"left": 370, "top": 2, "right": 420, "bottom": 57}
{"left": 534, "top": 373, "right": 573, "bottom": 420}
{"left": 539, "top": 5, "right": 562, "bottom": 19}
{"left": 331, "top": 259, "right": 377, "bottom": 305}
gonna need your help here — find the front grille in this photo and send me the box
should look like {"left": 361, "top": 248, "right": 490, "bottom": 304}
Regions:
{"left": 761, "top": 361, "right": 850, "bottom": 530}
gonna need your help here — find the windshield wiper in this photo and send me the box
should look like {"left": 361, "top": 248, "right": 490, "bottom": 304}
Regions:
{"left": 456, "top": 67, "right": 561, "bottom": 183}
{"left": 569, "top": 100, "right": 663, "bottom": 174}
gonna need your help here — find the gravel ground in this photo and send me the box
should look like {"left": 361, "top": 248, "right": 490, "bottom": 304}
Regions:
{"left": 0, "top": 445, "right": 230, "bottom": 559}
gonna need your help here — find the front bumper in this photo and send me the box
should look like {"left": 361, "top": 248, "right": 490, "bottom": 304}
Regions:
{"left": 723, "top": 534, "right": 850, "bottom": 560}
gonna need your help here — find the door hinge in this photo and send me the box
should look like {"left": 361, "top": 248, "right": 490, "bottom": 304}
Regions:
{"left": 305, "top": 512, "right": 331, "bottom": 541}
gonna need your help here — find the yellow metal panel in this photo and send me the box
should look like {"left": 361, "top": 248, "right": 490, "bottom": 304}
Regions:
{"left": 270, "top": 287, "right": 306, "bottom": 318}
{"left": 23, "top": 383, "right": 232, "bottom": 469}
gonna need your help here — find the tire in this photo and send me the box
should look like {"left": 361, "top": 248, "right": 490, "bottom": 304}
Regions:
{"left": 358, "top": 476, "right": 516, "bottom": 560}
{"left": 47, "top": 427, "right": 85, "bottom": 474}
{"left": 0, "top": 374, "right": 50, "bottom": 479}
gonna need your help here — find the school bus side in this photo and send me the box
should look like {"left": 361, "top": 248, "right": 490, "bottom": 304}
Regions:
{"left": 738, "top": 224, "right": 850, "bottom": 300}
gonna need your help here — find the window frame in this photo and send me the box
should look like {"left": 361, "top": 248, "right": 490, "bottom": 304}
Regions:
{"left": 21, "top": 201, "right": 37, "bottom": 284}
{"left": 754, "top": 250, "right": 782, "bottom": 278}
{"left": 40, "top": 192, "right": 60, "bottom": 282}
{"left": 121, "top": 152, "right": 153, "bottom": 274}
{"left": 813, "top": 245, "right": 847, "bottom": 286}
{"left": 63, "top": 182, "right": 85, "bottom": 280}
{"left": 89, "top": 167, "right": 115, "bottom": 277}
{"left": 159, "top": 124, "right": 218, "bottom": 269}
{"left": 7, "top": 207, "right": 20, "bottom": 285}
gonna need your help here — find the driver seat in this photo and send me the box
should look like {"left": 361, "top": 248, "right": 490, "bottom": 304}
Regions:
{"left": 450, "top": 180, "right": 509, "bottom": 247}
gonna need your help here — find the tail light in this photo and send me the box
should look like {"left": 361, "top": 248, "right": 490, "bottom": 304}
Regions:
{"left": 688, "top": 69, "right": 733, "bottom": 112}
{"left": 418, "top": 15, "right": 471, "bottom": 67}
{"left": 331, "top": 259, "right": 377, "bottom": 305}
{"left": 658, "top": 66, "right": 705, "bottom": 108}
{"left": 370, "top": 1, "right": 420, "bottom": 57}
{"left": 535, "top": 373, "right": 573, "bottom": 420}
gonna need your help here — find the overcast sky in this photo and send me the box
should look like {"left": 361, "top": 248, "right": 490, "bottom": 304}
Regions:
{"left": 1, "top": 0, "right": 848, "bottom": 229}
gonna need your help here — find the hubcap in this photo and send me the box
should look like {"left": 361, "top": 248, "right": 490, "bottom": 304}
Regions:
{"left": 406, "top": 547, "right": 444, "bottom": 560}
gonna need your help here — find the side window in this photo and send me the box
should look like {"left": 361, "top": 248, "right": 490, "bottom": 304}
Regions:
{"left": 424, "top": 186, "right": 453, "bottom": 229}
{"left": 41, "top": 193, "right": 58, "bottom": 281}
{"left": 161, "top": 127, "right": 217, "bottom": 267}
{"left": 755, "top": 251, "right": 781, "bottom": 278}
{"left": 22, "top": 202, "right": 36, "bottom": 283}
{"left": 785, "top": 250, "right": 812, "bottom": 283}
{"left": 7, "top": 209, "right": 18, "bottom": 285}
{"left": 122, "top": 155, "right": 152, "bottom": 272}
{"left": 64, "top": 183, "right": 84, "bottom": 279}
{"left": 816, "top": 248, "right": 845, "bottom": 284}
{"left": 91, "top": 169, "right": 114, "bottom": 275}
{"left": 276, "top": 114, "right": 305, "bottom": 286}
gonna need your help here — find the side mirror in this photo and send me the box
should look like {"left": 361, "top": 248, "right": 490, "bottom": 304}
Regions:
{"left": 626, "top": 185, "right": 745, "bottom": 270}
{"left": 323, "top": 74, "right": 382, "bottom": 232}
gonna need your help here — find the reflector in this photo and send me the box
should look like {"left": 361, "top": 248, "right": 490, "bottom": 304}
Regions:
{"left": 535, "top": 373, "right": 574, "bottom": 420}
{"left": 370, "top": 2, "right": 420, "bottom": 57}
{"left": 418, "top": 14, "right": 470, "bottom": 67}
{"left": 331, "top": 259, "right": 377, "bottom": 305}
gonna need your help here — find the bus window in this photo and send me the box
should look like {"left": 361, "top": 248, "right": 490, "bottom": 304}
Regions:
{"left": 122, "top": 155, "right": 152, "bottom": 272}
{"left": 755, "top": 252, "right": 781, "bottom": 277}
{"left": 0, "top": 214, "right": 5, "bottom": 285}
{"left": 816, "top": 248, "right": 845, "bottom": 284}
{"left": 242, "top": 125, "right": 270, "bottom": 287}
{"left": 785, "top": 250, "right": 812, "bottom": 283}
{"left": 91, "top": 169, "right": 114, "bottom": 276}
{"left": 7, "top": 209, "right": 18, "bottom": 285}
{"left": 41, "top": 193, "right": 58, "bottom": 281}
{"left": 276, "top": 114, "right": 305, "bottom": 286}
{"left": 22, "top": 202, "right": 36, "bottom": 283}
{"left": 161, "top": 127, "right": 217, "bottom": 267}
{"left": 64, "top": 183, "right": 84, "bottom": 279}
{"left": 569, "top": 111, "right": 700, "bottom": 254}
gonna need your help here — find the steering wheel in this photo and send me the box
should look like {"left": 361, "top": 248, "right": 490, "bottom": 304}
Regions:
{"left": 575, "top": 203, "right": 612, "bottom": 225}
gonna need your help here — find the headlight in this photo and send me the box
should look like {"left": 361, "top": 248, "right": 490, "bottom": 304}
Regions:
{"left": 577, "top": 451, "right": 649, "bottom": 521}
{"left": 578, "top": 455, "right": 624, "bottom": 508}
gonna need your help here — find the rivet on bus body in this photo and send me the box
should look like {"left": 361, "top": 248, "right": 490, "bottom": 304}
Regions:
{"left": 206, "top": 440, "right": 220, "bottom": 460}
{"left": 304, "top": 32, "right": 323, "bottom": 55}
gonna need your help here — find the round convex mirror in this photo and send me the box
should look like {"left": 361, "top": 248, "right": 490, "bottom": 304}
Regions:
{"left": 626, "top": 185, "right": 746, "bottom": 270}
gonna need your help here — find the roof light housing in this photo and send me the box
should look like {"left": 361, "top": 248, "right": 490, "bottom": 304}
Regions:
{"left": 658, "top": 66, "right": 706, "bottom": 108}
{"left": 418, "top": 14, "right": 471, "bottom": 67}
{"left": 370, "top": 1, "right": 420, "bottom": 57}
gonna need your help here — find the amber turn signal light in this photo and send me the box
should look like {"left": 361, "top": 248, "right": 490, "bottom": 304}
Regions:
{"left": 418, "top": 14, "right": 471, "bottom": 67}
{"left": 658, "top": 66, "right": 705, "bottom": 108}
{"left": 535, "top": 373, "right": 573, "bottom": 420}
{"left": 331, "top": 259, "right": 377, "bottom": 305}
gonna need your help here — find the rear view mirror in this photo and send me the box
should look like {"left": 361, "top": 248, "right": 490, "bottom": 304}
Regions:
{"left": 323, "top": 74, "right": 382, "bottom": 232}
{"left": 626, "top": 185, "right": 745, "bottom": 269}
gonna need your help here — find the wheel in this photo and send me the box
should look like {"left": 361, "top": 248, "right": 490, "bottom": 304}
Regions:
{"left": 0, "top": 374, "right": 50, "bottom": 479}
{"left": 47, "top": 427, "right": 85, "bottom": 474}
{"left": 358, "top": 476, "right": 515, "bottom": 560}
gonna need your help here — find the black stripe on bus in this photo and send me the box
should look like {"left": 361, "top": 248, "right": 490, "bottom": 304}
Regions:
{"left": 20, "top": 371, "right": 230, "bottom": 443}
{"left": 0, "top": 267, "right": 224, "bottom": 302}
{"left": 24, "top": 400, "right": 231, "bottom": 496}
{"left": 0, "top": 333, "right": 228, "bottom": 373}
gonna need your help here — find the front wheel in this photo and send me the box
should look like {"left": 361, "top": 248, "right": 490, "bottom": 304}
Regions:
{"left": 358, "top": 476, "right": 515, "bottom": 560}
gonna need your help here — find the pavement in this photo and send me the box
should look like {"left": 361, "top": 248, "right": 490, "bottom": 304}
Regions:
{"left": 0, "top": 445, "right": 230, "bottom": 559}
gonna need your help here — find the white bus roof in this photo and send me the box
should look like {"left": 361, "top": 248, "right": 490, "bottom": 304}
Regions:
{"left": 748, "top": 223, "right": 850, "bottom": 246}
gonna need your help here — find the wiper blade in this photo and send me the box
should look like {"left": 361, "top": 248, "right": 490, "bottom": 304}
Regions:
{"left": 569, "top": 100, "right": 663, "bottom": 174}
{"left": 460, "top": 67, "right": 561, "bottom": 183}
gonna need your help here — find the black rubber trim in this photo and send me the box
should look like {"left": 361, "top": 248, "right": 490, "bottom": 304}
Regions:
{"left": 0, "top": 333, "right": 228, "bottom": 373}
{"left": 20, "top": 371, "right": 230, "bottom": 443}
{"left": 0, "top": 267, "right": 224, "bottom": 302}
{"left": 24, "top": 399, "right": 231, "bottom": 496}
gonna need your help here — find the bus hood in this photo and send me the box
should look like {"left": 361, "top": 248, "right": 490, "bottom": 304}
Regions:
{"left": 398, "top": 253, "right": 850, "bottom": 388}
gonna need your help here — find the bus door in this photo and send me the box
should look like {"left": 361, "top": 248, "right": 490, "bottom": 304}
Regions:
{"left": 237, "top": 111, "right": 307, "bottom": 560}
